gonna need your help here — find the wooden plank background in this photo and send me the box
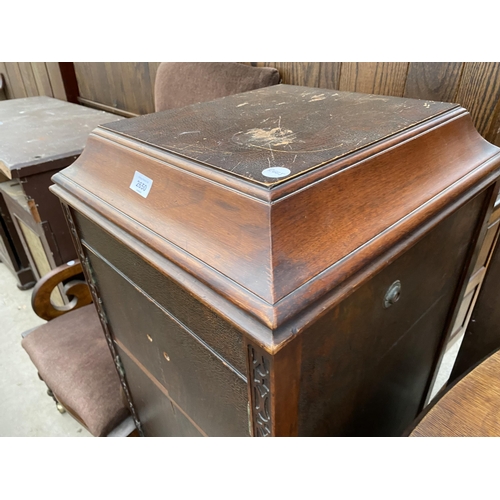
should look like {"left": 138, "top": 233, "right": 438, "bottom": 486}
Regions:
{"left": 2, "top": 62, "right": 499, "bottom": 145}
{"left": 0, "top": 62, "right": 68, "bottom": 101}
{"left": 68, "top": 62, "right": 500, "bottom": 145}
{"left": 73, "top": 62, "right": 160, "bottom": 117}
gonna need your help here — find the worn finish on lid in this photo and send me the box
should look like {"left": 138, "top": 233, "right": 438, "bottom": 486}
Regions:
{"left": 103, "top": 85, "right": 458, "bottom": 186}
{"left": 0, "top": 96, "right": 120, "bottom": 178}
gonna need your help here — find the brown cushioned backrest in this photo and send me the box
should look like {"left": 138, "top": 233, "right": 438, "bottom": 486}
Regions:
{"left": 154, "top": 62, "right": 280, "bottom": 112}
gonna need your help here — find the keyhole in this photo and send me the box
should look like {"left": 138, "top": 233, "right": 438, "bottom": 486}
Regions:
{"left": 384, "top": 280, "right": 402, "bottom": 308}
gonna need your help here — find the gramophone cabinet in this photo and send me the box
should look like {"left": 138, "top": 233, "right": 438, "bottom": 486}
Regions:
{"left": 51, "top": 85, "right": 500, "bottom": 436}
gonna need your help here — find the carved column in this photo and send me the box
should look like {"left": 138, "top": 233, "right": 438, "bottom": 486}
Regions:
{"left": 61, "top": 202, "right": 144, "bottom": 436}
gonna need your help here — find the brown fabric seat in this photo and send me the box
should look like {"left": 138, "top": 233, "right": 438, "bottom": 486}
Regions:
{"left": 21, "top": 304, "right": 129, "bottom": 437}
{"left": 154, "top": 62, "right": 280, "bottom": 112}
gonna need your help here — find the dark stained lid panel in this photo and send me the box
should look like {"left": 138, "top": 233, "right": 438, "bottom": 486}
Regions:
{"left": 103, "top": 85, "right": 458, "bottom": 186}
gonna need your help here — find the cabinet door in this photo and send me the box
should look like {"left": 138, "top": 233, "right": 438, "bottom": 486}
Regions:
{"left": 298, "top": 190, "right": 488, "bottom": 436}
{"left": 74, "top": 212, "right": 250, "bottom": 437}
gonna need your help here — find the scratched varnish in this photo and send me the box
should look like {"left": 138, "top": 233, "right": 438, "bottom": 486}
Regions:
{"left": 104, "top": 85, "right": 456, "bottom": 185}
{"left": 70, "top": 62, "right": 500, "bottom": 146}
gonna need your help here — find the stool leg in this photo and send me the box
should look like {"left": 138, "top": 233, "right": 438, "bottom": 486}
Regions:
{"left": 46, "top": 388, "right": 66, "bottom": 413}
{"left": 40, "top": 374, "right": 67, "bottom": 414}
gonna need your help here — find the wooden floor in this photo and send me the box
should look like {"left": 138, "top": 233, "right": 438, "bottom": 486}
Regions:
{"left": 411, "top": 348, "right": 500, "bottom": 436}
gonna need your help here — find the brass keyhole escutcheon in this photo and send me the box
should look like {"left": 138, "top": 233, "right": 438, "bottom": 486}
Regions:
{"left": 384, "top": 280, "right": 401, "bottom": 308}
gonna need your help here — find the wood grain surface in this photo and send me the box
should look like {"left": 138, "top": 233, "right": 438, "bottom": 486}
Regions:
{"left": 339, "top": 62, "right": 409, "bottom": 96}
{"left": 31, "top": 260, "right": 92, "bottom": 321}
{"left": 69, "top": 62, "right": 500, "bottom": 144}
{"left": 0, "top": 62, "right": 68, "bottom": 100}
{"left": 251, "top": 62, "right": 322, "bottom": 88}
{"left": 45, "top": 63, "right": 68, "bottom": 100}
{"left": 455, "top": 62, "right": 500, "bottom": 140}
{"left": 0, "top": 96, "right": 120, "bottom": 177}
{"left": 8, "top": 58, "right": 496, "bottom": 146}
{"left": 410, "top": 349, "right": 500, "bottom": 436}
{"left": 102, "top": 85, "right": 457, "bottom": 185}
{"left": 403, "top": 62, "right": 463, "bottom": 102}
{"left": 74, "top": 62, "right": 159, "bottom": 115}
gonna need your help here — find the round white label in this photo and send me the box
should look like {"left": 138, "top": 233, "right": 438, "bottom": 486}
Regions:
{"left": 261, "top": 167, "right": 291, "bottom": 178}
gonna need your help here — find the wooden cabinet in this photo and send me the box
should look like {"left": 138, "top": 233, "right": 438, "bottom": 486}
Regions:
{"left": 0, "top": 97, "right": 120, "bottom": 290}
{"left": 50, "top": 85, "right": 500, "bottom": 436}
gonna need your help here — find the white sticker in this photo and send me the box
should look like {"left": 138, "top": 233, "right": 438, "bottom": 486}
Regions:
{"left": 129, "top": 171, "right": 153, "bottom": 198}
{"left": 262, "top": 167, "right": 291, "bottom": 178}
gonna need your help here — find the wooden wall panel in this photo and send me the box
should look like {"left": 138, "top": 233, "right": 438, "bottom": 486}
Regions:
{"left": 248, "top": 62, "right": 342, "bottom": 89}
{"left": 2, "top": 63, "right": 28, "bottom": 98}
{"left": 491, "top": 111, "right": 500, "bottom": 147}
{"left": 18, "top": 63, "right": 39, "bottom": 97}
{"left": 74, "top": 62, "right": 114, "bottom": 111}
{"left": 454, "top": 62, "right": 500, "bottom": 141}
{"left": 148, "top": 62, "right": 161, "bottom": 103}
{"left": 0, "top": 62, "right": 67, "bottom": 101}
{"left": 403, "top": 62, "right": 463, "bottom": 102}
{"left": 249, "top": 62, "right": 321, "bottom": 88}
{"left": 338, "top": 62, "right": 409, "bottom": 97}
{"left": 45, "top": 63, "right": 67, "bottom": 100}
{"left": 318, "top": 62, "right": 342, "bottom": 90}
{"left": 67, "top": 62, "right": 500, "bottom": 145}
{"left": 31, "top": 63, "right": 54, "bottom": 97}
{"left": 74, "top": 62, "right": 159, "bottom": 116}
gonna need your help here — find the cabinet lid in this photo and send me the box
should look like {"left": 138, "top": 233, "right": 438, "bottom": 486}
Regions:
{"left": 102, "top": 85, "right": 458, "bottom": 187}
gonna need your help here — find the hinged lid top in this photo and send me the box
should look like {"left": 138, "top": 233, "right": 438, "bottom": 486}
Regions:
{"left": 102, "top": 85, "right": 457, "bottom": 186}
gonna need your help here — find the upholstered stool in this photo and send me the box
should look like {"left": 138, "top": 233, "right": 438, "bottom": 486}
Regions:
{"left": 21, "top": 261, "right": 134, "bottom": 437}
{"left": 22, "top": 304, "right": 130, "bottom": 436}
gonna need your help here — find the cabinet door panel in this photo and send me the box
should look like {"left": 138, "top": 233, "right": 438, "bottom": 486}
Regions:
{"left": 86, "top": 249, "right": 249, "bottom": 437}
{"left": 298, "top": 191, "right": 487, "bottom": 436}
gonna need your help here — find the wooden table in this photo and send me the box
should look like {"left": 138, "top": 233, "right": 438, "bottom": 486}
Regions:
{"left": 0, "top": 97, "right": 120, "bottom": 288}
{"left": 410, "top": 349, "right": 500, "bottom": 436}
